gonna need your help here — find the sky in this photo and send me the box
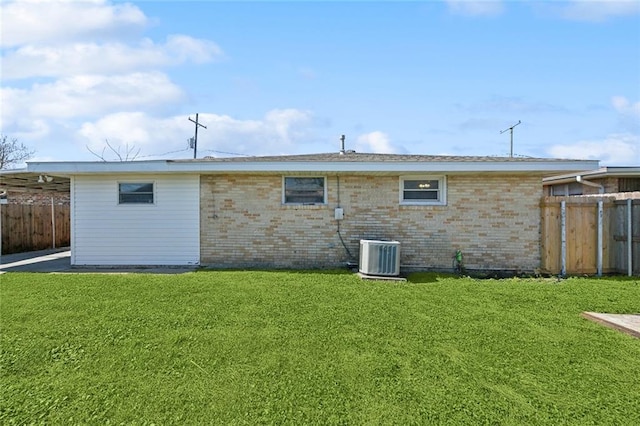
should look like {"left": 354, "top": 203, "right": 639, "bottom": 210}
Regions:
{"left": 1, "top": 0, "right": 639, "bottom": 166}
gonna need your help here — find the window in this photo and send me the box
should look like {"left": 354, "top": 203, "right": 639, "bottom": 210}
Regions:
{"left": 119, "top": 182, "right": 154, "bottom": 204}
{"left": 550, "top": 182, "right": 583, "bottom": 196}
{"left": 400, "top": 176, "right": 446, "bottom": 205}
{"left": 283, "top": 177, "right": 326, "bottom": 204}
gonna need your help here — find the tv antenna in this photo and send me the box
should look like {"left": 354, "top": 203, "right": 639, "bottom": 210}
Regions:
{"left": 500, "top": 120, "right": 521, "bottom": 158}
{"left": 188, "top": 113, "right": 207, "bottom": 159}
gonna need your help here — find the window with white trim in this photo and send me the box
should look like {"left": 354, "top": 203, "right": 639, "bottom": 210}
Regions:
{"left": 118, "top": 182, "right": 154, "bottom": 204}
{"left": 400, "top": 176, "right": 446, "bottom": 205}
{"left": 283, "top": 177, "right": 326, "bottom": 204}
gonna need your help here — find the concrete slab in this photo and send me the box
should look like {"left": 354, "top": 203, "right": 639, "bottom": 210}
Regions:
{"left": 358, "top": 272, "right": 407, "bottom": 282}
{"left": 582, "top": 312, "right": 640, "bottom": 339}
{"left": 1, "top": 248, "right": 71, "bottom": 273}
{"left": 0, "top": 248, "right": 197, "bottom": 274}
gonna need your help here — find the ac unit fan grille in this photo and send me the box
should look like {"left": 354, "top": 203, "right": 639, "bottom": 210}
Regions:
{"left": 359, "top": 240, "right": 400, "bottom": 276}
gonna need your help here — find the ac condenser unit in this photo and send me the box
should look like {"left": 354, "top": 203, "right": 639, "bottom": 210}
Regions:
{"left": 359, "top": 240, "right": 400, "bottom": 276}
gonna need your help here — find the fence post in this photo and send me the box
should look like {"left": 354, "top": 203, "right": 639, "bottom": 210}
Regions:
{"left": 561, "top": 200, "right": 566, "bottom": 277}
{"left": 628, "top": 198, "right": 633, "bottom": 277}
{"left": 51, "top": 196, "right": 56, "bottom": 249}
{"left": 597, "top": 200, "right": 603, "bottom": 277}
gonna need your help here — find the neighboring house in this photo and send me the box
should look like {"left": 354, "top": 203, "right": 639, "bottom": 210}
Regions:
{"left": 19, "top": 153, "right": 597, "bottom": 272}
{"left": 543, "top": 167, "right": 640, "bottom": 196}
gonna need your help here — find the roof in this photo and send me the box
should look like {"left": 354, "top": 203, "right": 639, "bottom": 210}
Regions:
{"left": 192, "top": 152, "right": 585, "bottom": 163}
{"left": 20, "top": 152, "right": 598, "bottom": 175}
{"left": 543, "top": 166, "right": 640, "bottom": 185}
{"left": 1, "top": 152, "right": 600, "bottom": 193}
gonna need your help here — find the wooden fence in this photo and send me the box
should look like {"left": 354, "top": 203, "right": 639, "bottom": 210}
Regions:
{"left": 1, "top": 204, "right": 71, "bottom": 255}
{"left": 541, "top": 196, "right": 639, "bottom": 276}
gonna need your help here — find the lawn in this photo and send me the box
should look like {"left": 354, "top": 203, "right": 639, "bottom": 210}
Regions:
{"left": 1, "top": 271, "right": 639, "bottom": 425}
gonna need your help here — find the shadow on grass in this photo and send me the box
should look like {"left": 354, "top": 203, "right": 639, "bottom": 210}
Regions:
{"left": 406, "top": 272, "right": 466, "bottom": 283}
{"left": 195, "top": 267, "right": 355, "bottom": 276}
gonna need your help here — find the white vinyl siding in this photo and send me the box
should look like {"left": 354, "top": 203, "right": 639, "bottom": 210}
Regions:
{"left": 71, "top": 174, "right": 200, "bottom": 265}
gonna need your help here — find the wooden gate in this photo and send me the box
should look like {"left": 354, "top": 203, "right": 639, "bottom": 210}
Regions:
{"left": 541, "top": 196, "right": 639, "bottom": 275}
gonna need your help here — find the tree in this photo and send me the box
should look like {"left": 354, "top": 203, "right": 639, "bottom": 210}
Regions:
{"left": 87, "top": 139, "right": 140, "bottom": 162}
{"left": 0, "top": 135, "right": 35, "bottom": 169}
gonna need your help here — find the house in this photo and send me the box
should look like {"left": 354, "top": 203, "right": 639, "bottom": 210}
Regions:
{"left": 543, "top": 166, "right": 640, "bottom": 196}
{"left": 12, "top": 152, "right": 598, "bottom": 272}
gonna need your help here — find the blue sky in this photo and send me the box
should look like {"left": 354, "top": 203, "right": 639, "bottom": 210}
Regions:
{"left": 1, "top": 0, "right": 639, "bottom": 165}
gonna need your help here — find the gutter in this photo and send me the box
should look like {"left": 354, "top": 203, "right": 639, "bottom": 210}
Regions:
{"left": 576, "top": 175, "right": 604, "bottom": 194}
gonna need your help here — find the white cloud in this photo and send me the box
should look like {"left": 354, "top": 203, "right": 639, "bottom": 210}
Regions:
{"left": 2, "top": 72, "right": 185, "bottom": 126}
{"left": 446, "top": 0, "right": 504, "bottom": 17}
{"left": 165, "top": 35, "right": 223, "bottom": 64}
{"left": 612, "top": 95, "right": 640, "bottom": 118}
{"left": 3, "top": 36, "right": 223, "bottom": 80}
{"left": 355, "top": 131, "right": 401, "bottom": 154}
{"left": 557, "top": 0, "right": 640, "bottom": 22}
{"left": 547, "top": 133, "right": 640, "bottom": 165}
{"left": 77, "top": 109, "right": 316, "bottom": 159}
{"left": 1, "top": 0, "right": 148, "bottom": 48}
{"left": 611, "top": 96, "right": 640, "bottom": 133}
{"left": 10, "top": 119, "right": 51, "bottom": 141}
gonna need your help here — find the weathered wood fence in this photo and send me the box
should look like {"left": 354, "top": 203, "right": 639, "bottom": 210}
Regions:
{"left": 1, "top": 204, "right": 71, "bottom": 254}
{"left": 541, "top": 196, "right": 639, "bottom": 276}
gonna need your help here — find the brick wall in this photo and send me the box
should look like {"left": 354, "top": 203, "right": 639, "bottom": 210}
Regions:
{"left": 200, "top": 174, "right": 543, "bottom": 272}
{"left": 4, "top": 191, "right": 70, "bottom": 205}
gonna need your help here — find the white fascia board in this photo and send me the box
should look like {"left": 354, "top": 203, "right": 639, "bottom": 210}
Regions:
{"left": 581, "top": 166, "right": 640, "bottom": 178}
{"left": 543, "top": 166, "right": 640, "bottom": 185}
{"left": 26, "top": 160, "right": 172, "bottom": 174}
{"left": 26, "top": 159, "right": 600, "bottom": 174}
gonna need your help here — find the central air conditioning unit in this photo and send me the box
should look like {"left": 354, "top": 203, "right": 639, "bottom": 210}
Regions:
{"left": 359, "top": 239, "right": 400, "bottom": 276}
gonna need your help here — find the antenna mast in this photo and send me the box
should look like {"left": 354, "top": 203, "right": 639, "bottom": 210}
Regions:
{"left": 500, "top": 120, "right": 521, "bottom": 158}
{"left": 188, "top": 113, "right": 207, "bottom": 159}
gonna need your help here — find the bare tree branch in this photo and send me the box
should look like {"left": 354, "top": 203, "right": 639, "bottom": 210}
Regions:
{"left": 0, "top": 135, "right": 35, "bottom": 169}
{"left": 86, "top": 144, "right": 108, "bottom": 162}
{"left": 86, "top": 139, "right": 141, "bottom": 162}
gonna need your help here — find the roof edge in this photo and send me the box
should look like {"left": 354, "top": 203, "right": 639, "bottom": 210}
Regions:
{"left": 23, "top": 158, "right": 600, "bottom": 175}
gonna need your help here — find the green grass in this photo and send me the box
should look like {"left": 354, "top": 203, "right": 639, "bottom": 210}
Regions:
{"left": 1, "top": 271, "right": 639, "bottom": 425}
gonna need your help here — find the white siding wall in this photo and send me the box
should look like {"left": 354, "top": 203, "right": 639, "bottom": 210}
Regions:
{"left": 71, "top": 174, "right": 200, "bottom": 265}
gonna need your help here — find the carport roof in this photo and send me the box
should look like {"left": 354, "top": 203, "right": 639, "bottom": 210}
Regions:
{"left": 0, "top": 169, "right": 71, "bottom": 193}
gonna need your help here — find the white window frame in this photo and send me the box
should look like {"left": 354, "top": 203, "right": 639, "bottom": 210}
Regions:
{"left": 399, "top": 176, "right": 447, "bottom": 205}
{"left": 118, "top": 181, "right": 155, "bottom": 205}
{"left": 282, "top": 176, "right": 327, "bottom": 205}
